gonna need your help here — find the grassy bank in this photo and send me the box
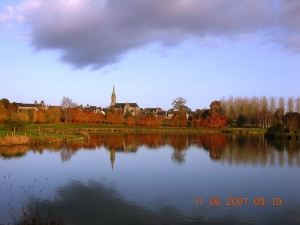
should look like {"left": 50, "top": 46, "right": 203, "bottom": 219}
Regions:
{"left": 1, "top": 123, "right": 266, "bottom": 134}
{"left": 0, "top": 123, "right": 266, "bottom": 146}
{"left": 0, "top": 123, "right": 87, "bottom": 146}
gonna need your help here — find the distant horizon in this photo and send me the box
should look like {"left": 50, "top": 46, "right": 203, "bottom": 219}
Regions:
{"left": 2, "top": 90, "right": 300, "bottom": 112}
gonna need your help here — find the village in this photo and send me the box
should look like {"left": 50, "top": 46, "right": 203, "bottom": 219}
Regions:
{"left": 14, "top": 86, "right": 193, "bottom": 120}
{"left": 1, "top": 87, "right": 299, "bottom": 131}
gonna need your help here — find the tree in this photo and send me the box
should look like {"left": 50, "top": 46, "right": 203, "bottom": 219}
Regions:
{"left": 210, "top": 100, "right": 224, "bottom": 115}
{"left": 287, "top": 97, "right": 295, "bottom": 112}
{"left": 46, "top": 107, "right": 62, "bottom": 123}
{"left": 125, "top": 116, "right": 135, "bottom": 126}
{"left": 274, "top": 108, "right": 284, "bottom": 123}
{"left": 269, "top": 97, "right": 277, "bottom": 114}
{"left": 61, "top": 97, "right": 77, "bottom": 123}
{"left": 283, "top": 112, "right": 300, "bottom": 134}
{"left": 106, "top": 110, "right": 124, "bottom": 124}
{"left": 169, "top": 110, "right": 187, "bottom": 127}
{"left": 296, "top": 97, "right": 300, "bottom": 113}
{"left": 0, "top": 105, "right": 8, "bottom": 123}
{"left": 236, "top": 115, "right": 247, "bottom": 127}
{"left": 258, "top": 96, "right": 271, "bottom": 129}
{"left": 278, "top": 97, "right": 286, "bottom": 114}
{"left": 61, "top": 97, "right": 77, "bottom": 109}
{"left": 0, "top": 98, "right": 10, "bottom": 109}
{"left": 172, "top": 97, "right": 187, "bottom": 111}
{"left": 4, "top": 117, "right": 26, "bottom": 135}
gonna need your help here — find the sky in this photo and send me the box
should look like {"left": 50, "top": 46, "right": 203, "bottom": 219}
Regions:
{"left": 0, "top": 0, "right": 299, "bottom": 110}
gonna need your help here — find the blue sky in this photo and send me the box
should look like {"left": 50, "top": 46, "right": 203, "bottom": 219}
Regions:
{"left": 0, "top": 0, "right": 299, "bottom": 110}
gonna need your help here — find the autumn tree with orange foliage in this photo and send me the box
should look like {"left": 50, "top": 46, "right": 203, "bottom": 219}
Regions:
{"left": 46, "top": 107, "right": 62, "bottom": 123}
{"left": 136, "top": 115, "right": 163, "bottom": 127}
{"left": 169, "top": 110, "right": 187, "bottom": 127}
{"left": 0, "top": 104, "right": 8, "bottom": 123}
{"left": 125, "top": 116, "right": 136, "bottom": 126}
{"left": 168, "top": 97, "right": 189, "bottom": 127}
{"left": 106, "top": 109, "right": 124, "bottom": 124}
{"left": 192, "top": 101, "right": 228, "bottom": 128}
{"left": 35, "top": 109, "right": 47, "bottom": 123}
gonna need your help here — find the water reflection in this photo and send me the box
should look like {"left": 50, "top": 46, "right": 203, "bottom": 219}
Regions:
{"left": 1, "top": 134, "right": 300, "bottom": 225}
{"left": 0, "top": 134, "right": 300, "bottom": 167}
{"left": 20, "top": 181, "right": 300, "bottom": 225}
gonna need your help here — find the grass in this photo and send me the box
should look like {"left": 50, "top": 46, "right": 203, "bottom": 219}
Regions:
{"left": 1, "top": 123, "right": 267, "bottom": 135}
{"left": 0, "top": 123, "right": 86, "bottom": 146}
{"left": 0, "top": 123, "right": 267, "bottom": 146}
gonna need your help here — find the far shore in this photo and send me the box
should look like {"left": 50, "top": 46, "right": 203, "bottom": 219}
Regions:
{"left": 2, "top": 123, "right": 299, "bottom": 146}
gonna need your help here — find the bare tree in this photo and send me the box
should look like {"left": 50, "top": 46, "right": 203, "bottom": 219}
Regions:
{"left": 287, "top": 97, "right": 295, "bottom": 112}
{"left": 278, "top": 97, "right": 286, "bottom": 114}
{"left": 219, "top": 96, "right": 298, "bottom": 128}
{"left": 172, "top": 97, "right": 187, "bottom": 111}
{"left": 297, "top": 97, "right": 300, "bottom": 113}
{"left": 269, "top": 97, "right": 277, "bottom": 114}
{"left": 227, "top": 97, "right": 236, "bottom": 120}
{"left": 61, "top": 97, "right": 77, "bottom": 123}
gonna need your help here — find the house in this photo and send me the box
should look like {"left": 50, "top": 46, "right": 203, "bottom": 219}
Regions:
{"left": 166, "top": 108, "right": 192, "bottom": 119}
{"left": 16, "top": 100, "right": 47, "bottom": 112}
{"left": 143, "top": 107, "right": 166, "bottom": 117}
{"left": 166, "top": 109, "right": 176, "bottom": 119}
{"left": 85, "top": 105, "right": 104, "bottom": 114}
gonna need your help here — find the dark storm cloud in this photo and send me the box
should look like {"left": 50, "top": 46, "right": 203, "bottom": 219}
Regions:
{"left": 1, "top": 0, "right": 300, "bottom": 68}
{"left": 276, "top": 0, "right": 300, "bottom": 52}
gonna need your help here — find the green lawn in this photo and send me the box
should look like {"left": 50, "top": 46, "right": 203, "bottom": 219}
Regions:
{"left": 0, "top": 123, "right": 266, "bottom": 137}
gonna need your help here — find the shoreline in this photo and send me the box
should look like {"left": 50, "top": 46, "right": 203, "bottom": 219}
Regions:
{"left": 0, "top": 123, "right": 267, "bottom": 146}
{"left": 2, "top": 123, "right": 299, "bottom": 146}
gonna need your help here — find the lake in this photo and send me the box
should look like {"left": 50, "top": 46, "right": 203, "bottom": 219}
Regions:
{"left": 1, "top": 133, "right": 300, "bottom": 225}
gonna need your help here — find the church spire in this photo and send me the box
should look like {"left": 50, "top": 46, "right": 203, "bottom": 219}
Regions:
{"left": 111, "top": 85, "right": 116, "bottom": 106}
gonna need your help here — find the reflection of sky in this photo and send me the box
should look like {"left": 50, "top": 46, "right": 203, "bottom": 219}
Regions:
{"left": 1, "top": 144, "right": 300, "bottom": 224}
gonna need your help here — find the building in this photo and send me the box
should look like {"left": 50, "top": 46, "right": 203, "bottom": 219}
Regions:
{"left": 110, "top": 86, "right": 140, "bottom": 116}
{"left": 111, "top": 86, "right": 117, "bottom": 106}
{"left": 16, "top": 100, "right": 47, "bottom": 112}
{"left": 142, "top": 107, "right": 167, "bottom": 117}
{"left": 84, "top": 105, "right": 105, "bottom": 115}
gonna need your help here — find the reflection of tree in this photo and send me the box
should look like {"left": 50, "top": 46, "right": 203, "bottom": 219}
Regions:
{"left": 217, "top": 135, "right": 300, "bottom": 167}
{"left": 1, "top": 134, "right": 300, "bottom": 167}
{"left": 209, "top": 148, "right": 223, "bottom": 161}
{"left": 190, "top": 134, "right": 227, "bottom": 160}
{"left": 110, "top": 149, "right": 115, "bottom": 170}
{"left": 168, "top": 135, "right": 189, "bottom": 151}
{"left": 18, "top": 181, "right": 300, "bottom": 225}
{"left": 0, "top": 145, "right": 29, "bottom": 159}
{"left": 172, "top": 150, "right": 186, "bottom": 165}
{"left": 60, "top": 149, "right": 77, "bottom": 162}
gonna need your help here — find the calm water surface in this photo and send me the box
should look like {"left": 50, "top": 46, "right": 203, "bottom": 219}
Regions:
{"left": 0, "top": 134, "right": 300, "bottom": 225}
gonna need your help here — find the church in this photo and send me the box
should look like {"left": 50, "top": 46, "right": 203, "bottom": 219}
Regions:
{"left": 110, "top": 86, "right": 140, "bottom": 116}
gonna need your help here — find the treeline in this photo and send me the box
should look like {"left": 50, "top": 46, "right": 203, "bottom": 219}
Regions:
{"left": 0, "top": 97, "right": 227, "bottom": 128}
{"left": 1, "top": 97, "right": 299, "bottom": 132}
{"left": 221, "top": 96, "right": 300, "bottom": 130}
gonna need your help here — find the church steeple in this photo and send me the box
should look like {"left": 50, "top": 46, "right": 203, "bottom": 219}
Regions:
{"left": 111, "top": 85, "right": 116, "bottom": 106}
